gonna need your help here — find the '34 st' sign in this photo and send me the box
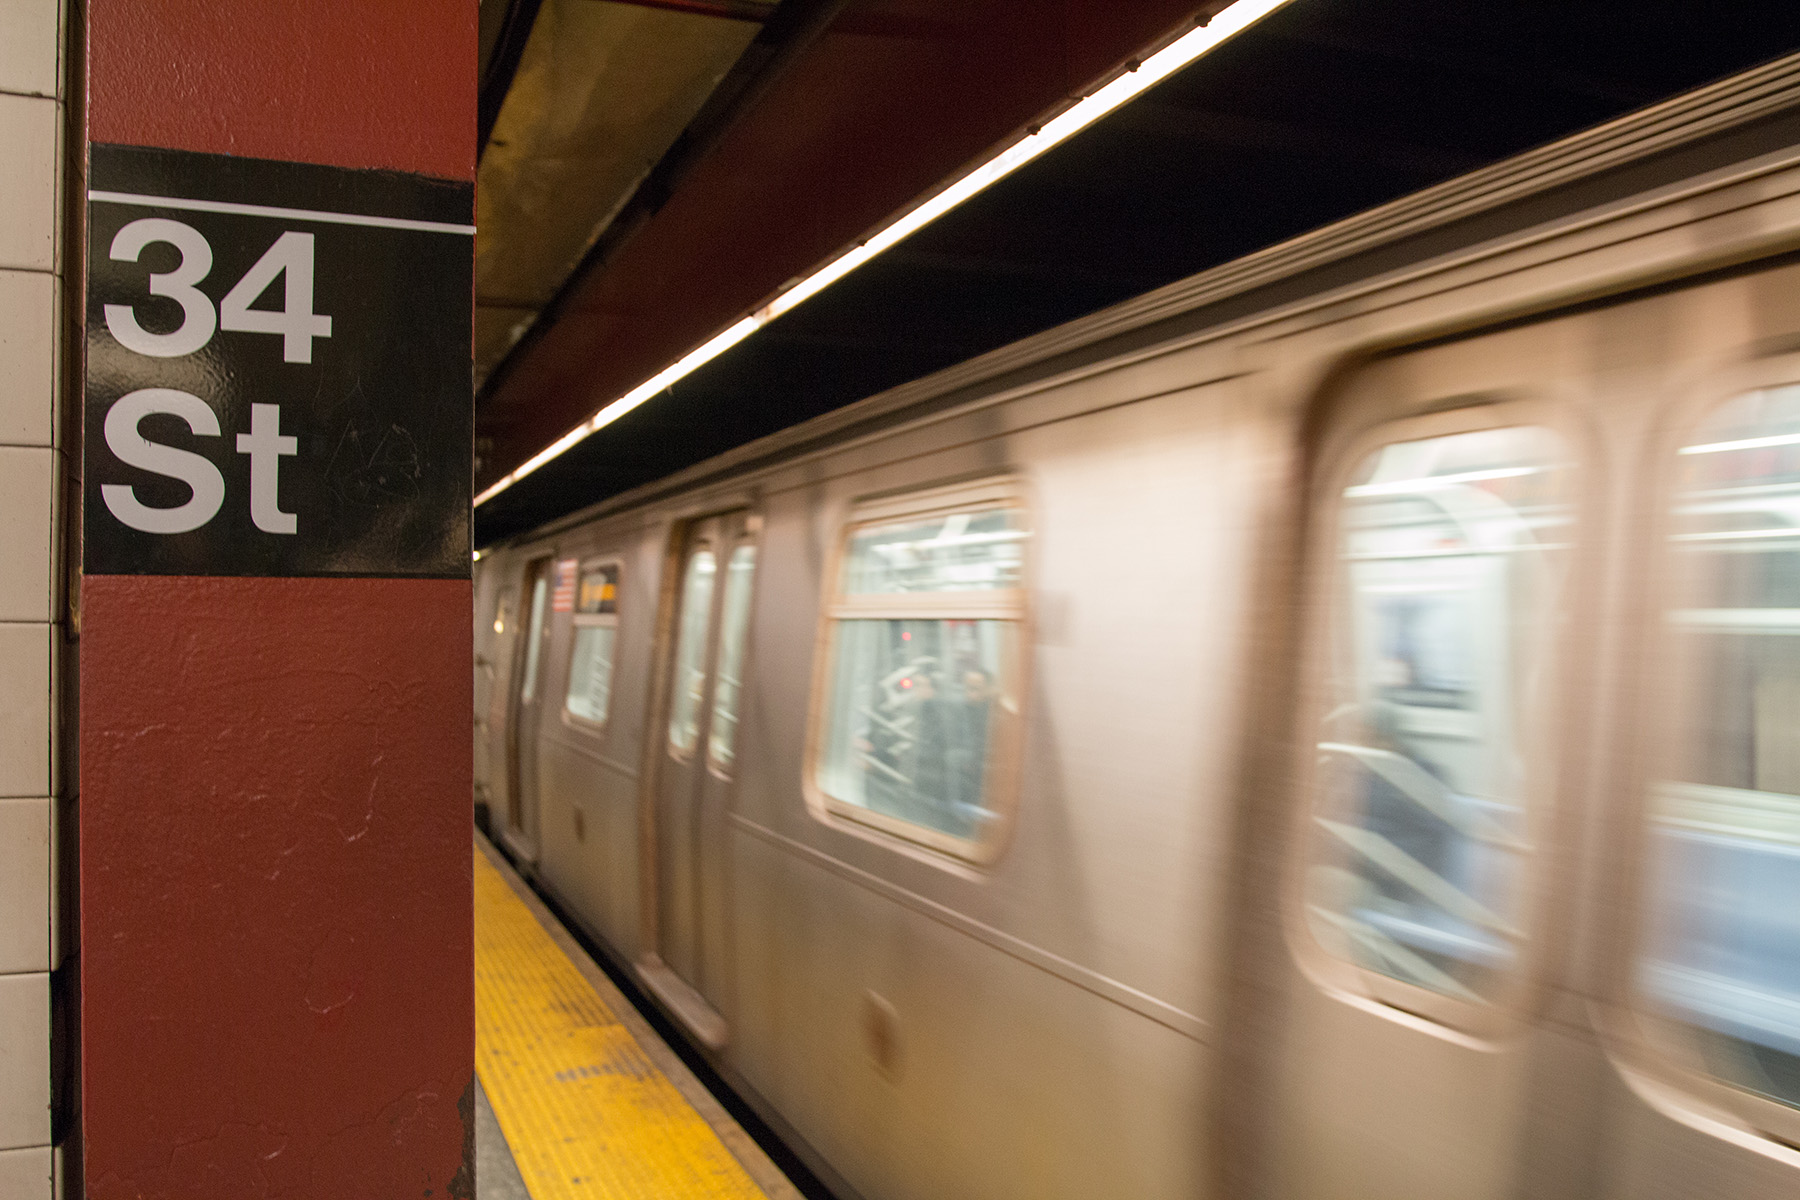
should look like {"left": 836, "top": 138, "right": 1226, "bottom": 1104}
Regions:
{"left": 84, "top": 144, "right": 473, "bottom": 580}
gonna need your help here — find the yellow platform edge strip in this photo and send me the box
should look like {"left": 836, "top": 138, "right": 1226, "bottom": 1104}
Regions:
{"left": 473, "top": 848, "right": 770, "bottom": 1200}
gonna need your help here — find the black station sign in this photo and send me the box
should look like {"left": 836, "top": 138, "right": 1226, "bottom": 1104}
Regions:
{"left": 84, "top": 144, "right": 474, "bottom": 579}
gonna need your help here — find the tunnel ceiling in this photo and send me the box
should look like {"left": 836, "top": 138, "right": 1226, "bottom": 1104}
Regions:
{"left": 473, "top": 0, "right": 770, "bottom": 392}
{"left": 471, "top": 0, "right": 1237, "bottom": 501}
{"left": 473, "top": 0, "right": 1800, "bottom": 546}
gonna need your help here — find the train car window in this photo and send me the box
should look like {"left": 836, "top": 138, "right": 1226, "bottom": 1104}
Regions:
{"left": 1305, "top": 426, "right": 1571, "bottom": 1011}
{"left": 669, "top": 549, "right": 717, "bottom": 755}
{"left": 706, "top": 545, "right": 757, "bottom": 774}
{"left": 519, "top": 573, "right": 551, "bottom": 704}
{"left": 1643, "top": 385, "right": 1800, "bottom": 1117}
{"left": 811, "top": 481, "right": 1028, "bottom": 857}
{"left": 564, "top": 562, "right": 621, "bottom": 728}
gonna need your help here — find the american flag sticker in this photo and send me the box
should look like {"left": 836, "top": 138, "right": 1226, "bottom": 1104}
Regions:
{"left": 551, "top": 558, "right": 578, "bottom": 612}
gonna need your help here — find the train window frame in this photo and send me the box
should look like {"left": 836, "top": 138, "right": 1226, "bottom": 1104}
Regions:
{"left": 667, "top": 541, "right": 720, "bottom": 762}
{"left": 1615, "top": 361, "right": 1800, "bottom": 1151}
{"left": 1285, "top": 394, "right": 1580, "bottom": 1041}
{"left": 518, "top": 566, "right": 552, "bottom": 706}
{"left": 561, "top": 556, "right": 624, "bottom": 735}
{"left": 704, "top": 537, "right": 760, "bottom": 781}
{"left": 801, "top": 476, "right": 1032, "bottom": 866}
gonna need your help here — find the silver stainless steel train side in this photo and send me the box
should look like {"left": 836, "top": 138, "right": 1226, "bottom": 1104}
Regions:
{"left": 474, "top": 53, "right": 1800, "bottom": 1200}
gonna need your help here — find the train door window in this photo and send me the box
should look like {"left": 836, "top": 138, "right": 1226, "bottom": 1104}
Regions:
{"left": 1303, "top": 424, "right": 1572, "bottom": 1019}
{"left": 565, "top": 561, "right": 621, "bottom": 728}
{"left": 809, "top": 479, "right": 1028, "bottom": 860}
{"left": 706, "top": 545, "right": 757, "bottom": 774}
{"left": 669, "top": 548, "right": 717, "bottom": 755}
{"left": 1641, "top": 384, "right": 1800, "bottom": 1127}
{"left": 519, "top": 570, "right": 551, "bottom": 704}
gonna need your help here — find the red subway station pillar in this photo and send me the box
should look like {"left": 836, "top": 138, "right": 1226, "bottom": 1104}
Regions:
{"left": 79, "top": 4, "right": 477, "bottom": 1197}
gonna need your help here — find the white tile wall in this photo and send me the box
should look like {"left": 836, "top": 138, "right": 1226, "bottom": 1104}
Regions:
{"left": 0, "top": 624, "right": 49, "bottom": 799}
{"left": 0, "top": 972, "right": 49, "bottom": 1149}
{"left": 0, "top": 93, "right": 58, "bottom": 273}
{"left": 3, "top": 1, "right": 60, "bottom": 1184}
{"left": 0, "top": 270, "right": 55, "bottom": 447}
{"left": 0, "top": 448, "right": 53, "bottom": 623}
{"left": 0, "top": 1144, "right": 52, "bottom": 1200}
{"left": 0, "top": 0, "right": 61, "bottom": 99}
{"left": 0, "top": 800, "right": 48, "bottom": 974}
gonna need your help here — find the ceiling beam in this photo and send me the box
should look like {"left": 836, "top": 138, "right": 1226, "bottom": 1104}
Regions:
{"left": 478, "top": 0, "right": 549, "bottom": 156}
{"left": 474, "top": 0, "right": 848, "bottom": 407}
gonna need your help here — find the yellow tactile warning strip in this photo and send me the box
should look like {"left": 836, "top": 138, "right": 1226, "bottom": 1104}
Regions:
{"left": 473, "top": 848, "right": 771, "bottom": 1200}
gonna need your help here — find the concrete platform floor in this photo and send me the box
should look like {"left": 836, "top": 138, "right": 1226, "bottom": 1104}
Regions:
{"left": 477, "top": 1074, "right": 531, "bottom": 1200}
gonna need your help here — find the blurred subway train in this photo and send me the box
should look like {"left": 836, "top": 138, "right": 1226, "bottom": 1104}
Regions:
{"left": 473, "top": 52, "right": 1800, "bottom": 1200}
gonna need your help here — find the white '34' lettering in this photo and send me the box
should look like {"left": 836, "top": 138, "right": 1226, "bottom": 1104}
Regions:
{"left": 100, "top": 218, "right": 324, "bottom": 536}
{"left": 104, "top": 219, "right": 332, "bottom": 363}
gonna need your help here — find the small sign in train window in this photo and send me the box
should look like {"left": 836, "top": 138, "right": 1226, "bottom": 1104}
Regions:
{"left": 566, "top": 561, "right": 622, "bottom": 728}
{"left": 577, "top": 564, "right": 619, "bottom": 615}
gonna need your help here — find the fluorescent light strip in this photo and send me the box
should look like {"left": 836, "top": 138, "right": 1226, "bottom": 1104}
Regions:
{"left": 1679, "top": 432, "right": 1800, "bottom": 456}
{"left": 1671, "top": 527, "right": 1800, "bottom": 542}
{"left": 475, "top": 0, "right": 1296, "bottom": 509}
{"left": 1344, "top": 466, "right": 1538, "bottom": 497}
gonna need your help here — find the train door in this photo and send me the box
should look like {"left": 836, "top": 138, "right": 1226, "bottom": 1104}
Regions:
{"left": 473, "top": 588, "right": 496, "bottom": 755}
{"left": 1266, "top": 323, "right": 1589, "bottom": 1200}
{"left": 643, "top": 511, "right": 758, "bottom": 1044}
{"left": 503, "top": 555, "right": 554, "bottom": 862}
{"left": 477, "top": 582, "right": 516, "bottom": 826}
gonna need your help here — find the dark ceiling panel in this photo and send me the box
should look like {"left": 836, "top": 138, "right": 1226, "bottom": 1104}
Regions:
{"left": 476, "top": 0, "right": 1800, "bottom": 544}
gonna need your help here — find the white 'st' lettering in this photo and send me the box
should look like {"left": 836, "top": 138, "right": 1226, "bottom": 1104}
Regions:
{"left": 235, "top": 403, "right": 299, "bottom": 534}
{"left": 100, "top": 389, "right": 226, "bottom": 533}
